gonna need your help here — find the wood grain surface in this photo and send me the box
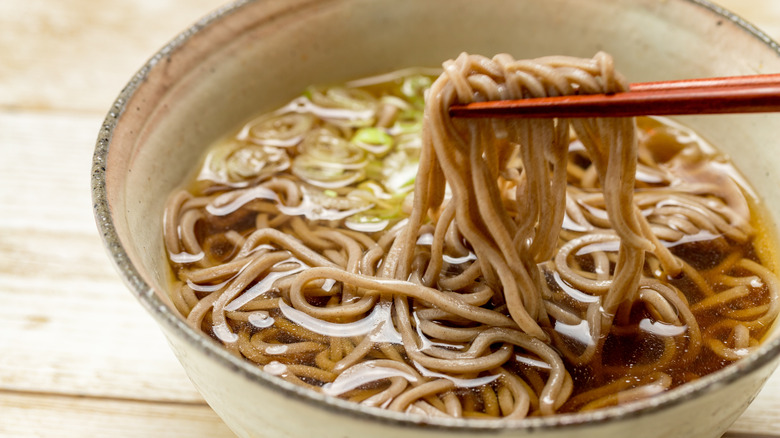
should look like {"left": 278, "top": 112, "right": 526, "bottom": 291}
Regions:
{"left": 0, "top": 0, "right": 778, "bottom": 436}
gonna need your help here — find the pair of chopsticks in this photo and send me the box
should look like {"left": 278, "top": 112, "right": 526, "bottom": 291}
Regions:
{"left": 449, "top": 73, "right": 780, "bottom": 118}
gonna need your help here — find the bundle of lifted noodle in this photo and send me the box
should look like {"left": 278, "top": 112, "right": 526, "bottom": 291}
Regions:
{"left": 164, "top": 52, "right": 779, "bottom": 418}
{"left": 387, "top": 52, "right": 688, "bottom": 356}
{"left": 396, "top": 53, "right": 664, "bottom": 335}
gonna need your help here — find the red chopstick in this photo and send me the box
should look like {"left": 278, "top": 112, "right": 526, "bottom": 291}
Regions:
{"left": 449, "top": 73, "right": 780, "bottom": 118}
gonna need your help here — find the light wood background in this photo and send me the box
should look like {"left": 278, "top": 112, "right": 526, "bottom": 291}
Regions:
{"left": 1, "top": 0, "right": 779, "bottom": 436}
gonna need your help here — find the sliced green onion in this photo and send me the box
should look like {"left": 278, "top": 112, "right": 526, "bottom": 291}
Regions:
{"left": 309, "top": 86, "right": 377, "bottom": 111}
{"left": 389, "top": 109, "right": 423, "bottom": 136}
{"left": 394, "top": 132, "right": 423, "bottom": 151}
{"left": 300, "top": 127, "right": 367, "bottom": 168}
{"left": 291, "top": 155, "right": 366, "bottom": 189}
{"left": 380, "top": 95, "right": 412, "bottom": 111}
{"left": 356, "top": 181, "right": 394, "bottom": 200}
{"left": 401, "top": 75, "right": 432, "bottom": 103}
{"left": 380, "top": 150, "right": 419, "bottom": 194}
{"left": 351, "top": 127, "right": 394, "bottom": 156}
{"left": 201, "top": 139, "right": 290, "bottom": 184}
{"left": 304, "top": 186, "right": 372, "bottom": 211}
{"left": 305, "top": 85, "right": 377, "bottom": 127}
{"left": 245, "top": 112, "right": 316, "bottom": 147}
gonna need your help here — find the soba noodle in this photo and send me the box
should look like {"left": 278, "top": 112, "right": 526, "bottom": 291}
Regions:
{"left": 163, "top": 52, "right": 779, "bottom": 417}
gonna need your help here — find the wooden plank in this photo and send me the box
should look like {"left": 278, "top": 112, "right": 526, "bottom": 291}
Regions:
{"left": 0, "top": 110, "right": 203, "bottom": 402}
{"left": 0, "top": 392, "right": 235, "bottom": 438}
{"left": 729, "top": 368, "right": 780, "bottom": 435}
{"left": 0, "top": 0, "right": 226, "bottom": 113}
{"left": 0, "top": 110, "right": 103, "bottom": 233}
{"left": 0, "top": 271, "right": 204, "bottom": 402}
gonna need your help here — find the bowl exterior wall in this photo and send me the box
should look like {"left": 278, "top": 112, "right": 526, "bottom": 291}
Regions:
{"left": 162, "top": 322, "right": 780, "bottom": 438}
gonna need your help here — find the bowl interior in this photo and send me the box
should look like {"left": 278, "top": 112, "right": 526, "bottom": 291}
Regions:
{"left": 96, "top": 0, "right": 780, "bottom": 435}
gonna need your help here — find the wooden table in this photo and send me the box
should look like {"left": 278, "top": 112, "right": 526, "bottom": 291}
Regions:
{"left": 1, "top": 0, "right": 779, "bottom": 436}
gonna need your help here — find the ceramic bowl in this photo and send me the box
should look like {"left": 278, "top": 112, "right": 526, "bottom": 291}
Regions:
{"left": 92, "top": 0, "right": 780, "bottom": 437}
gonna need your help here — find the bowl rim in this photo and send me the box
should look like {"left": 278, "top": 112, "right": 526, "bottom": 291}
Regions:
{"left": 91, "top": 0, "right": 780, "bottom": 432}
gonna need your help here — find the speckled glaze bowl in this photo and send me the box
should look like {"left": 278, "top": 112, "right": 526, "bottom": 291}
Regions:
{"left": 93, "top": 0, "right": 780, "bottom": 437}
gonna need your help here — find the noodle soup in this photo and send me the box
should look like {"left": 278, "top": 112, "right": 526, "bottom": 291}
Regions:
{"left": 162, "top": 55, "right": 779, "bottom": 418}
